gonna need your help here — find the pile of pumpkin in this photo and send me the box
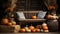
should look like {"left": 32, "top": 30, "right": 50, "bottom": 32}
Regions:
{"left": 20, "top": 23, "right": 49, "bottom": 33}
{"left": 1, "top": 18, "right": 16, "bottom": 26}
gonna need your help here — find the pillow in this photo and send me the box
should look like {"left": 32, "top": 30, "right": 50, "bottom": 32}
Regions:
{"left": 37, "top": 11, "right": 47, "bottom": 19}
{"left": 16, "top": 12, "right": 25, "bottom": 20}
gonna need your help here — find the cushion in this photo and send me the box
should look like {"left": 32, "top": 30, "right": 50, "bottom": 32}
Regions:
{"left": 37, "top": 11, "right": 47, "bottom": 19}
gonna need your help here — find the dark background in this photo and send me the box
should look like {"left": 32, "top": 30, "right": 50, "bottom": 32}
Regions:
{"left": 57, "top": 0, "right": 60, "bottom": 32}
{"left": 57, "top": 0, "right": 60, "bottom": 14}
{"left": 0, "top": 0, "right": 9, "bottom": 20}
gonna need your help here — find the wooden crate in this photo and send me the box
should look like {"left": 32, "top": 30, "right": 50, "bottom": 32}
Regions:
{"left": 0, "top": 25, "right": 20, "bottom": 33}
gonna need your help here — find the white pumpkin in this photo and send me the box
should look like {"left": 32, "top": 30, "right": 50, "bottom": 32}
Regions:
{"left": 42, "top": 23, "right": 47, "bottom": 26}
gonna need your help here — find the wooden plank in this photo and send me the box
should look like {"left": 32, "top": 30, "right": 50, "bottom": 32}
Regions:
{"left": 18, "top": 11, "right": 39, "bottom": 13}
{"left": 19, "top": 19, "right": 46, "bottom": 22}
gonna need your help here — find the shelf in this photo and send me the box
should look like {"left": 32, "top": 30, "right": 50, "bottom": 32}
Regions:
{"left": 19, "top": 19, "right": 46, "bottom": 22}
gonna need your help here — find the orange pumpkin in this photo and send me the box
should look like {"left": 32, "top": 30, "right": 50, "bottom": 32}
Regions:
{"left": 31, "top": 29, "right": 36, "bottom": 32}
{"left": 47, "top": 14, "right": 52, "bottom": 19}
{"left": 1, "top": 18, "right": 9, "bottom": 24}
{"left": 32, "top": 16, "right": 37, "bottom": 19}
{"left": 43, "top": 26, "right": 48, "bottom": 30}
{"left": 44, "top": 30, "right": 49, "bottom": 32}
{"left": 20, "top": 28, "right": 26, "bottom": 32}
{"left": 36, "top": 29, "right": 40, "bottom": 32}
{"left": 7, "top": 22, "right": 12, "bottom": 26}
{"left": 29, "top": 25, "right": 35, "bottom": 30}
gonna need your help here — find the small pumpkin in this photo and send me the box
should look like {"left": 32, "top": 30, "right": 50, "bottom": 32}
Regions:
{"left": 1, "top": 18, "right": 9, "bottom": 24}
{"left": 29, "top": 25, "right": 35, "bottom": 30}
{"left": 7, "top": 22, "right": 12, "bottom": 26}
{"left": 36, "top": 29, "right": 40, "bottom": 32}
{"left": 20, "top": 28, "right": 26, "bottom": 32}
{"left": 44, "top": 30, "right": 49, "bottom": 32}
{"left": 42, "top": 23, "right": 47, "bottom": 27}
{"left": 40, "top": 29, "right": 44, "bottom": 32}
{"left": 43, "top": 26, "right": 48, "bottom": 30}
{"left": 12, "top": 21, "right": 16, "bottom": 25}
{"left": 32, "top": 16, "right": 37, "bottom": 19}
{"left": 26, "top": 29, "right": 31, "bottom": 32}
{"left": 47, "top": 14, "right": 52, "bottom": 19}
{"left": 31, "top": 29, "right": 36, "bottom": 32}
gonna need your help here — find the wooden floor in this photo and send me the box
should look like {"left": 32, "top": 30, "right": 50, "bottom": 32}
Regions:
{"left": 0, "top": 32, "right": 59, "bottom": 34}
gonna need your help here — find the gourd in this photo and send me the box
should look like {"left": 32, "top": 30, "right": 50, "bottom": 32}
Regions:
{"left": 24, "top": 25, "right": 29, "bottom": 30}
{"left": 26, "top": 29, "right": 31, "bottom": 32}
{"left": 24, "top": 25, "right": 31, "bottom": 32}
